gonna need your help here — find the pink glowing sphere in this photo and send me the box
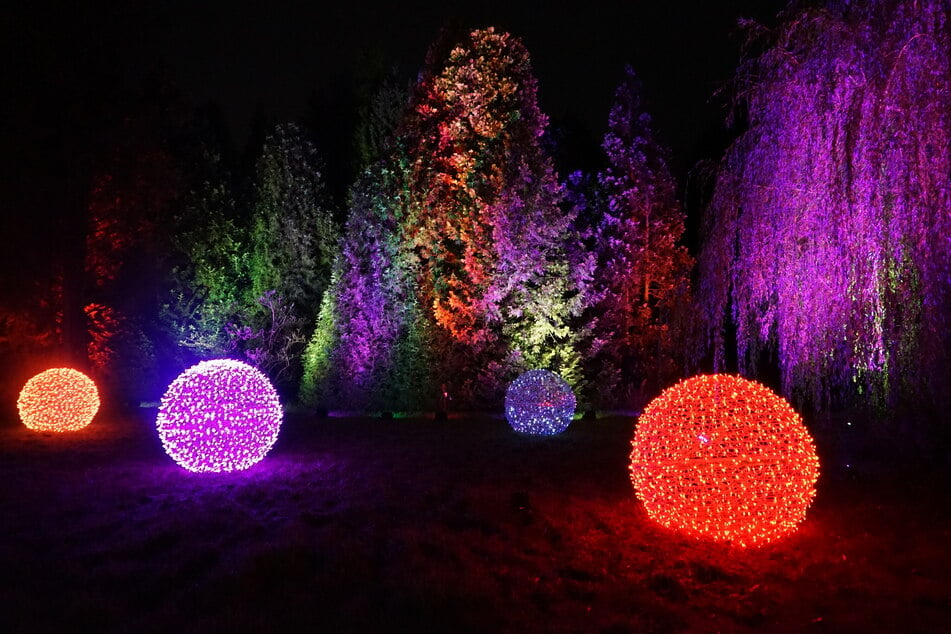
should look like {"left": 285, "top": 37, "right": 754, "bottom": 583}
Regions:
{"left": 17, "top": 368, "right": 100, "bottom": 432}
{"left": 156, "top": 359, "right": 283, "bottom": 472}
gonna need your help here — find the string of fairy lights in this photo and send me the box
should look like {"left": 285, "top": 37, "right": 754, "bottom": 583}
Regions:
{"left": 505, "top": 369, "right": 576, "bottom": 436}
{"left": 17, "top": 368, "right": 100, "bottom": 432}
{"left": 16, "top": 365, "right": 820, "bottom": 546}
{"left": 156, "top": 359, "right": 283, "bottom": 473}
{"left": 630, "top": 374, "right": 820, "bottom": 547}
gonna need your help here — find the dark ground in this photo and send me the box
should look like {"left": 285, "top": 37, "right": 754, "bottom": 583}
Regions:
{"left": 0, "top": 410, "right": 948, "bottom": 633}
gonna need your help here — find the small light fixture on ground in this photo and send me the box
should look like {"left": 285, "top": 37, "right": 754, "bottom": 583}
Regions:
{"left": 629, "top": 374, "right": 819, "bottom": 547}
{"left": 505, "top": 369, "right": 576, "bottom": 435}
{"left": 156, "top": 359, "right": 283, "bottom": 472}
{"left": 17, "top": 368, "right": 100, "bottom": 432}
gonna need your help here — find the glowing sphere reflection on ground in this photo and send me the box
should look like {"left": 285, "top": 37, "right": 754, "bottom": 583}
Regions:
{"left": 629, "top": 374, "right": 820, "bottom": 547}
{"left": 157, "top": 359, "right": 283, "bottom": 472}
{"left": 17, "top": 368, "right": 100, "bottom": 432}
{"left": 505, "top": 369, "right": 576, "bottom": 435}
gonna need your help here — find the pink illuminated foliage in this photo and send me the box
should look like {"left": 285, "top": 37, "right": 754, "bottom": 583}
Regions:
{"left": 589, "top": 67, "right": 694, "bottom": 406}
{"left": 300, "top": 163, "right": 436, "bottom": 410}
{"left": 699, "top": 0, "right": 951, "bottom": 411}
{"left": 300, "top": 27, "right": 594, "bottom": 409}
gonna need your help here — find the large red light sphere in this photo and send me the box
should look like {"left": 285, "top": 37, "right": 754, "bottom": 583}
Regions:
{"left": 17, "top": 368, "right": 101, "bottom": 432}
{"left": 629, "top": 374, "right": 819, "bottom": 547}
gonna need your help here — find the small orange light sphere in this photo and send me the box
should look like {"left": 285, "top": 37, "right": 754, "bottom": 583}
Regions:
{"left": 630, "top": 374, "right": 819, "bottom": 547}
{"left": 17, "top": 368, "right": 101, "bottom": 432}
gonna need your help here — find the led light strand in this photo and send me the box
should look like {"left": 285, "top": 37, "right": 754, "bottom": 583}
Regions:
{"left": 629, "top": 374, "right": 820, "bottom": 547}
{"left": 17, "top": 368, "right": 100, "bottom": 432}
{"left": 505, "top": 369, "right": 576, "bottom": 436}
{"left": 156, "top": 359, "right": 283, "bottom": 473}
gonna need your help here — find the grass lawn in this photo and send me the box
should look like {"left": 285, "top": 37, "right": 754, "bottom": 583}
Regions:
{"left": 0, "top": 410, "right": 948, "bottom": 632}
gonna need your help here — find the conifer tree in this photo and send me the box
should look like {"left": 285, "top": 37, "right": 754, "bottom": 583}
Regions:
{"left": 248, "top": 123, "right": 337, "bottom": 319}
{"left": 592, "top": 66, "right": 693, "bottom": 405}
{"left": 300, "top": 163, "right": 433, "bottom": 410}
{"left": 402, "top": 27, "right": 590, "bottom": 402}
{"left": 162, "top": 148, "right": 249, "bottom": 362}
{"left": 240, "top": 123, "right": 338, "bottom": 387}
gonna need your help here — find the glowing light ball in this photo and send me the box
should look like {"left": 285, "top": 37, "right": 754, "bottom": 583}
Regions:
{"left": 505, "top": 369, "right": 576, "bottom": 435}
{"left": 157, "top": 359, "right": 283, "bottom": 472}
{"left": 629, "top": 374, "right": 819, "bottom": 547}
{"left": 17, "top": 368, "right": 100, "bottom": 432}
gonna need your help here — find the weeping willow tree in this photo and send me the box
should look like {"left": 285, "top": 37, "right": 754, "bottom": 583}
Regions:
{"left": 699, "top": 0, "right": 951, "bottom": 413}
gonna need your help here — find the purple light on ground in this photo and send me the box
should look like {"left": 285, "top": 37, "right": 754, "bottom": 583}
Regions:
{"left": 156, "top": 359, "right": 283, "bottom": 472}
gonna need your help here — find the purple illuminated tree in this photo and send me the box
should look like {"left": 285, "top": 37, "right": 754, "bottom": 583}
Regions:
{"left": 587, "top": 67, "right": 693, "bottom": 406}
{"left": 299, "top": 163, "right": 434, "bottom": 410}
{"left": 698, "top": 0, "right": 951, "bottom": 412}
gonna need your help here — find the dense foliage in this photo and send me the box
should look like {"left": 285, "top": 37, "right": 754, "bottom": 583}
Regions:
{"left": 162, "top": 149, "right": 248, "bottom": 363}
{"left": 248, "top": 123, "right": 337, "bottom": 318}
{"left": 301, "top": 27, "right": 598, "bottom": 410}
{"left": 299, "top": 163, "right": 434, "bottom": 411}
{"left": 588, "top": 67, "right": 694, "bottom": 407}
{"left": 699, "top": 0, "right": 951, "bottom": 413}
{"left": 9, "top": 5, "right": 946, "bottom": 426}
{"left": 236, "top": 123, "right": 338, "bottom": 388}
{"left": 401, "top": 27, "right": 591, "bottom": 404}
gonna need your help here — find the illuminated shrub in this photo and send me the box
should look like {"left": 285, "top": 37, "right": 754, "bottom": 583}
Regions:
{"left": 505, "top": 369, "right": 576, "bottom": 436}
{"left": 17, "top": 368, "right": 100, "bottom": 432}
{"left": 629, "top": 374, "right": 819, "bottom": 547}
{"left": 157, "top": 359, "right": 283, "bottom": 472}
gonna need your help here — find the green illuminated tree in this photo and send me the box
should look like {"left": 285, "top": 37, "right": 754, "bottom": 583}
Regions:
{"left": 239, "top": 123, "right": 338, "bottom": 387}
{"left": 162, "top": 148, "right": 249, "bottom": 362}
{"left": 248, "top": 123, "right": 337, "bottom": 318}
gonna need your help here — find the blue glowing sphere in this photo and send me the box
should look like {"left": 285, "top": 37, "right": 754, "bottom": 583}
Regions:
{"left": 505, "top": 369, "right": 576, "bottom": 435}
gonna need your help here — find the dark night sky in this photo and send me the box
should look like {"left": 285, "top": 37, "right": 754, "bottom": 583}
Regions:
{"left": 6, "top": 1, "right": 789, "bottom": 168}
{"left": 146, "top": 1, "right": 788, "bottom": 168}
{"left": 2, "top": 0, "right": 790, "bottom": 286}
